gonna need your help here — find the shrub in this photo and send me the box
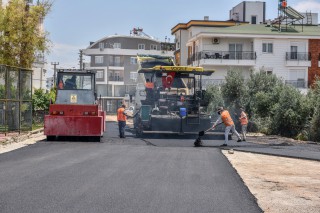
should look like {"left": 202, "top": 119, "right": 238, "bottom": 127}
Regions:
{"left": 205, "top": 85, "right": 224, "bottom": 113}
{"left": 270, "top": 85, "right": 309, "bottom": 137}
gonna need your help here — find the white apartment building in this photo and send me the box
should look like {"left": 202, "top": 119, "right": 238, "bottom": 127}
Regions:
{"left": 46, "top": 76, "right": 54, "bottom": 92}
{"left": 32, "top": 53, "right": 47, "bottom": 92}
{"left": 230, "top": 1, "right": 266, "bottom": 24}
{"left": 172, "top": 2, "right": 320, "bottom": 93}
{"left": 83, "top": 30, "right": 174, "bottom": 112}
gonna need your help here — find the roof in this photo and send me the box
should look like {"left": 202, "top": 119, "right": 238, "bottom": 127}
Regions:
{"left": 86, "top": 35, "right": 161, "bottom": 49}
{"left": 191, "top": 24, "right": 320, "bottom": 38}
{"left": 171, "top": 20, "right": 249, "bottom": 34}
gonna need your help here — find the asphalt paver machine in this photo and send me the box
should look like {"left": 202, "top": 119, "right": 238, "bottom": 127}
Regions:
{"left": 133, "top": 55, "right": 214, "bottom": 136}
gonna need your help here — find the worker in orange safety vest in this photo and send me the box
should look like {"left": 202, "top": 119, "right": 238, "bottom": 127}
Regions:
{"left": 58, "top": 79, "right": 64, "bottom": 89}
{"left": 212, "top": 107, "right": 242, "bottom": 146}
{"left": 239, "top": 107, "right": 248, "bottom": 141}
{"left": 145, "top": 78, "right": 154, "bottom": 101}
{"left": 117, "top": 104, "right": 127, "bottom": 138}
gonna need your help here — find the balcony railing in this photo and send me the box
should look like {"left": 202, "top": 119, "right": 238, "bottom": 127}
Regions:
{"left": 108, "top": 76, "right": 123, "bottom": 81}
{"left": 188, "top": 51, "right": 256, "bottom": 64}
{"left": 285, "top": 80, "right": 308, "bottom": 88}
{"left": 286, "top": 52, "right": 311, "bottom": 61}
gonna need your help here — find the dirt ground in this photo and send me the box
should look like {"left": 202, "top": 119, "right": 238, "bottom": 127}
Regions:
{"left": 1, "top": 117, "right": 319, "bottom": 212}
{"left": 222, "top": 150, "right": 320, "bottom": 213}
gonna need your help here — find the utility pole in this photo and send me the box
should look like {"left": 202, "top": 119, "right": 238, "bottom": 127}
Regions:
{"left": 51, "top": 62, "right": 59, "bottom": 86}
{"left": 79, "top": 49, "right": 83, "bottom": 70}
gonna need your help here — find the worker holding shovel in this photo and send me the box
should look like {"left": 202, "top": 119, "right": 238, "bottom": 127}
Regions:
{"left": 213, "top": 107, "right": 242, "bottom": 146}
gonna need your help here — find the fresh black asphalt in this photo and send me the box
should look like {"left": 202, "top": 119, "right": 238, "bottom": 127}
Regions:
{"left": 0, "top": 121, "right": 263, "bottom": 213}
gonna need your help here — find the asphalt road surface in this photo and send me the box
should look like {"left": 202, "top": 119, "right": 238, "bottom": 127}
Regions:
{"left": 0, "top": 121, "right": 263, "bottom": 213}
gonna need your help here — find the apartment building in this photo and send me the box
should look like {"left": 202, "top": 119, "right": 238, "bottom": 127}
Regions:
{"left": 83, "top": 30, "right": 174, "bottom": 112}
{"left": 172, "top": 1, "right": 320, "bottom": 93}
{"left": 32, "top": 53, "right": 47, "bottom": 92}
{"left": 230, "top": 1, "right": 266, "bottom": 24}
{"left": 46, "top": 76, "right": 54, "bottom": 92}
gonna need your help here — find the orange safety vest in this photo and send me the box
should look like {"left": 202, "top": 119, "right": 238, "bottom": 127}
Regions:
{"left": 117, "top": 107, "right": 127, "bottom": 121}
{"left": 221, "top": 110, "right": 234, "bottom": 126}
{"left": 58, "top": 80, "right": 64, "bottom": 89}
{"left": 240, "top": 111, "right": 248, "bottom": 125}
{"left": 145, "top": 82, "right": 154, "bottom": 89}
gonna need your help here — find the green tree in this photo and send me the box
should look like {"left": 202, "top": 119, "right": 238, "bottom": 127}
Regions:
{"left": 205, "top": 85, "right": 224, "bottom": 113}
{"left": 32, "top": 88, "right": 51, "bottom": 111}
{"left": 0, "top": 0, "right": 52, "bottom": 68}
{"left": 308, "top": 80, "right": 320, "bottom": 141}
{"left": 270, "top": 85, "right": 309, "bottom": 137}
{"left": 246, "top": 72, "right": 283, "bottom": 117}
{"left": 221, "top": 69, "right": 246, "bottom": 109}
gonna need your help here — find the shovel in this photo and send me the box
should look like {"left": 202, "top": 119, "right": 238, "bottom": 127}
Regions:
{"left": 194, "top": 123, "right": 222, "bottom": 147}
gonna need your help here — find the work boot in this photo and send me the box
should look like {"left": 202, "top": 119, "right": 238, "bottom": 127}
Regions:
{"left": 237, "top": 139, "right": 242, "bottom": 142}
{"left": 220, "top": 144, "right": 227, "bottom": 147}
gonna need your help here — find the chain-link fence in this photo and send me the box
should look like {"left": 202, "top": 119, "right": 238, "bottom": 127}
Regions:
{"left": 0, "top": 65, "right": 32, "bottom": 135}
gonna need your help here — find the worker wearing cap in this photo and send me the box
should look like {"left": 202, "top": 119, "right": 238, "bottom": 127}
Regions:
{"left": 212, "top": 107, "right": 242, "bottom": 146}
{"left": 239, "top": 107, "right": 248, "bottom": 141}
{"left": 117, "top": 104, "right": 127, "bottom": 138}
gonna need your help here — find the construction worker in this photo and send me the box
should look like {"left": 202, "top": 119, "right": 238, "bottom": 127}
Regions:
{"left": 65, "top": 75, "right": 77, "bottom": 89}
{"left": 58, "top": 79, "right": 64, "bottom": 89}
{"left": 145, "top": 78, "right": 154, "bottom": 100}
{"left": 212, "top": 107, "right": 242, "bottom": 146}
{"left": 117, "top": 104, "right": 127, "bottom": 138}
{"left": 239, "top": 107, "right": 248, "bottom": 141}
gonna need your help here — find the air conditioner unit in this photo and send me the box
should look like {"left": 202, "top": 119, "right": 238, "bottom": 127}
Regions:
{"left": 212, "top": 38, "right": 220, "bottom": 44}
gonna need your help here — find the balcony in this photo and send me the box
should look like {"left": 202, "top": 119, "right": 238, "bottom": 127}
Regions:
{"left": 108, "top": 76, "right": 123, "bottom": 82}
{"left": 285, "top": 80, "right": 308, "bottom": 88}
{"left": 188, "top": 51, "right": 256, "bottom": 67}
{"left": 285, "top": 52, "right": 311, "bottom": 67}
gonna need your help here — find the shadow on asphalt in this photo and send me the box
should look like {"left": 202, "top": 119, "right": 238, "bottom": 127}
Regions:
{"left": 43, "top": 136, "right": 102, "bottom": 143}
{"left": 126, "top": 128, "right": 226, "bottom": 140}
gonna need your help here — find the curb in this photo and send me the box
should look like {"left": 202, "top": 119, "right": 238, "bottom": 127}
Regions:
{"left": 1, "top": 128, "right": 44, "bottom": 145}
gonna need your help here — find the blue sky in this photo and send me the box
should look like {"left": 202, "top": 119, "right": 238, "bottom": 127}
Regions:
{"left": 4, "top": 0, "right": 320, "bottom": 76}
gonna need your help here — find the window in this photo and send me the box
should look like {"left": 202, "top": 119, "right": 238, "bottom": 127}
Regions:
{"left": 58, "top": 74, "right": 92, "bottom": 90}
{"left": 288, "top": 69, "right": 306, "bottom": 88}
{"left": 114, "top": 56, "right": 121, "bottom": 66}
{"left": 261, "top": 68, "right": 273, "bottom": 75}
{"left": 99, "top": 43, "right": 104, "bottom": 50}
{"left": 130, "top": 72, "right": 138, "bottom": 81}
{"left": 109, "top": 55, "right": 123, "bottom": 66}
{"left": 130, "top": 57, "right": 137, "bottom": 64}
{"left": 229, "top": 43, "right": 243, "bottom": 59}
{"left": 150, "top": 44, "right": 157, "bottom": 50}
{"left": 95, "top": 56, "right": 103, "bottom": 64}
{"left": 262, "top": 42, "right": 273, "bottom": 53}
{"left": 113, "top": 43, "right": 121, "bottom": 49}
{"left": 138, "top": 44, "right": 145, "bottom": 50}
{"left": 96, "top": 70, "right": 104, "bottom": 79}
{"left": 251, "top": 16, "right": 257, "bottom": 24}
{"left": 290, "top": 46, "right": 298, "bottom": 60}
